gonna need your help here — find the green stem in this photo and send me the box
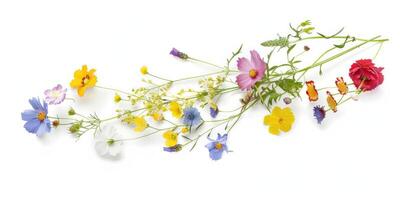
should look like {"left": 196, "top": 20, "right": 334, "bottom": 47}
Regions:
{"left": 95, "top": 85, "right": 131, "bottom": 95}
{"left": 281, "top": 36, "right": 383, "bottom": 77}
{"left": 188, "top": 57, "right": 224, "bottom": 69}
{"left": 292, "top": 35, "right": 388, "bottom": 44}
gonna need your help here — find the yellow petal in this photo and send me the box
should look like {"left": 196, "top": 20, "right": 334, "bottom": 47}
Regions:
{"left": 77, "top": 87, "right": 86, "bottom": 97}
{"left": 269, "top": 126, "right": 280, "bottom": 135}
{"left": 280, "top": 122, "right": 292, "bottom": 132}
{"left": 271, "top": 106, "right": 282, "bottom": 116}
{"left": 282, "top": 107, "right": 295, "bottom": 124}
{"left": 264, "top": 115, "right": 279, "bottom": 126}
{"left": 70, "top": 79, "right": 81, "bottom": 88}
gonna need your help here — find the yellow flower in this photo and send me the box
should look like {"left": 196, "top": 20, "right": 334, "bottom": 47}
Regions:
{"left": 133, "top": 116, "right": 148, "bottom": 132}
{"left": 305, "top": 80, "right": 318, "bottom": 101}
{"left": 181, "top": 127, "right": 189, "bottom": 134}
{"left": 335, "top": 77, "right": 348, "bottom": 95}
{"left": 163, "top": 131, "right": 178, "bottom": 147}
{"left": 152, "top": 112, "right": 164, "bottom": 121}
{"left": 70, "top": 65, "right": 97, "bottom": 97}
{"left": 140, "top": 65, "right": 148, "bottom": 75}
{"left": 263, "top": 106, "right": 295, "bottom": 135}
{"left": 169, "top": 101, "right": 182, "bottom": 118}
{"left": 326, "top": 91, "right": 338, "bottom": 112}
{"left": 114, "top": 93, "right": 122, "bottom": 103}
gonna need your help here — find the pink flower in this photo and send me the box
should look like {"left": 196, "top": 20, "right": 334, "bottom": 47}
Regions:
{"left": 235, "top": 50, "right": 266, "bottom": 90}
{"left": 44, "top": 84, "right": 67, "bottom": 105}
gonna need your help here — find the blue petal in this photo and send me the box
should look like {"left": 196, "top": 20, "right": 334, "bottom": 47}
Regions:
{"left": 24, "top": 119, "right": 41, "bottom": 133}
{"left": 209, "top": 149, "right": 223, "bottom": 160}
{"left": 205, "top": 141, "right": 216, "bottom": 150}
{"left": 29, "top": 97, "right": 42, "bottom": 110}
{"left": 217, "top": 133, "right": 228, "bottom": 143}
{"left": 222, "top": 144, "right": 229, "bottom": 152}
{"left": 36, "top": 119, "right": 51, "bottom": 135}
{"left": 21, "top": 110, "right": 38, "bottom": 121}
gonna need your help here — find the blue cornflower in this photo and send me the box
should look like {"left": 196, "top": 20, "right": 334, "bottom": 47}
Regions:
{"left": 313, "top": 105, "right": 326, "bottom": 124}
{"left": 205, "top": 133, "right": 228, "bottom": 160}
{"left": 209, "top": 104, "right": 219, "bottom": 118}
{"left": 21, "top": 97, "right": 51, "bottom": 136}
{"left": 182, "top": 107, "right": 202, "bottom": 126}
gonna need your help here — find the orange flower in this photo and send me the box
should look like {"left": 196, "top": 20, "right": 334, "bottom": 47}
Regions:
{"left": 326, "top": 91, "right": 337, "bottom": 112}
{"left": 70, "top": 65, "right": 97, "bottom": 97}
{"left": 335, "top": 77, "right": 348, "bottom": 95}
{"left": 306, "top": 81, "right": 318, "bottom": 101}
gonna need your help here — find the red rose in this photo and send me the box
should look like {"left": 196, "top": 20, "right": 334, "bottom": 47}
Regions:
{"left": 349, "top": 59, "right": 384, "bottom": 91}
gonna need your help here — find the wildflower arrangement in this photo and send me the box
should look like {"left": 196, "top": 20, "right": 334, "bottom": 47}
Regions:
{"left": 21, "top": 21, "right": 387, "bottom": 160}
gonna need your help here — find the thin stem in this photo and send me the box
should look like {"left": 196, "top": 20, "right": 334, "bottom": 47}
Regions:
{"left": 291, "top": 35, "right": 388, "bottom": 44}
{"left": 188, "top": 57, "right": 224, "bottom": 69}
{"left": 95, "top": 85, "right": 131, "bottom": 95}
{"left": 281, "top": 36, "right": 382, "bottom": 77}
{"left": 148, "top": 73, "right": 172, "bottom": 82}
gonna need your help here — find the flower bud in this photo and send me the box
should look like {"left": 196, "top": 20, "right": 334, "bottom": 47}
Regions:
{"left": 283, "top": 97, "right": 292, "bottom": 104}
{"left": 170, "top": 48, "right": 188, "bottom": 60}
{"left": 114, "top": 94, "right": 122, "bottom": 103}
{"left": 52, "top": 120, "right": 60, "bottom": 127}
{"left": 68, "top": 108, "right": 76, "bottom": 116}
{"left": 69, "top": 123, "right": 81, "bottom": 133}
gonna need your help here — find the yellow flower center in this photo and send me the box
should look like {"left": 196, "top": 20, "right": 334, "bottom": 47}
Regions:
{"left": 215, "top": 142, "right": 223, "bottom": 150}
{"left": 81, "top": 75, "right": 90, "bottom": 86}
{"left": 37, "top": 112, "right": 46, "bottom": 121}
{"left": 249, "top": 69, "right": 257, "bottom": 78}
{"left": 278, "top": 118, "right": 284, "bottom": 124}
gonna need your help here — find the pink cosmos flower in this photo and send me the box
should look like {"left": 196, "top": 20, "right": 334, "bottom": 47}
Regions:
{"left": 44, "top": 84, "right": 67, "bottom": 105}
{"left": 236, "top": 50, "right": 266, "bottom": 90}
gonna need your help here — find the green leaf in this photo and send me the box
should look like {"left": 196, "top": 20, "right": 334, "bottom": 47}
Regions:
{"left": 317, "top": 27, "right": 344, "bottom": 39}
{"left": 261, "top": 37, "right": 289, "bottom": 47}
{"left": 287, "top": 44, "right": 296, "bottom": 55}
{"left": 276, "top": 78, "right": 303, "bottom": 97}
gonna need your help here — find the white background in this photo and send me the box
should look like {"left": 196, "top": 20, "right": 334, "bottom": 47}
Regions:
{"left": 1, "top": 0, "right": 399, "bottom": 199}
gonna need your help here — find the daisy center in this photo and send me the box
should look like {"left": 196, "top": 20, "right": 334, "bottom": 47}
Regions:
{"left": 249, "top": 69, "right": 258, "bottom": 78}
{"left": 215, "top": 142, "right": 223, "bottom": 150}
{"left": 37, "top": 112, "right": 46, "bottom": 121}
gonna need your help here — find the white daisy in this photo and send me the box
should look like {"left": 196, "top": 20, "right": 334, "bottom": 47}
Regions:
{"left": 94, "top": 125, "right": 123, "bottom": 157}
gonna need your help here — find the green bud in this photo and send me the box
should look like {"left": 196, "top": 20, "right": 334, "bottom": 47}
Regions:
{"left": 68, "top": 108, "right": 76, "bottom": 116}
{"left": 69, "top": 123, "right": 80, "bottom": 133}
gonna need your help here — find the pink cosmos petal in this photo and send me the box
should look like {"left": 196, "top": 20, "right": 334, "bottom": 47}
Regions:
{"left": 236, "top": 74, "right": 253, "bottom": 90}
{"left": 250, "top": 50, "right": 265, "bottom": 69}
{"left": 237, "top": 57, "right": 253, "bottom": 72}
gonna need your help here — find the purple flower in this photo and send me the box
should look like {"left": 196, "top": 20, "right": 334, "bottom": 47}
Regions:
{"left": 44, "top": 84, "right": 67, "bottom": 105}
{"left": 313, "top": 105, "right": 326, "bottom": 124}
{"left": 210, "top": 104, "right": 219, "bottom": 118}
{"left": 21, "top": 97, "right": 51, "bottom": 136}
{"left": 170, "top": 48, "right": 188, "bottom": 60}
{"left": 163, "top": 144, "right": 182, "bottom": 152}
{"left": 205, "top": 133, "right": 228, "bottom": 160}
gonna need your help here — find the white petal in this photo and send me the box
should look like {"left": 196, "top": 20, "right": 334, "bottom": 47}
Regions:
{"left": 108, "top": 142, "right": 123, "bottom": 156}
{"left": 94, "top": 141, "right": 108, "bottom": 156}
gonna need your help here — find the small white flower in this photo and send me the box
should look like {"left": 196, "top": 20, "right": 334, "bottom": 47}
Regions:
{"left": 94, "top": 125, "right": 123, "bottom": 157}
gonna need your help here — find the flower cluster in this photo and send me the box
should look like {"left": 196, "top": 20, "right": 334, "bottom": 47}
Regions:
{"left": 20, "top": 21, "right": 387, "bottom": 161}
